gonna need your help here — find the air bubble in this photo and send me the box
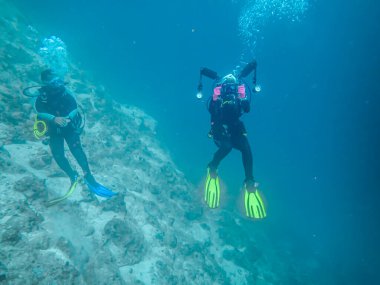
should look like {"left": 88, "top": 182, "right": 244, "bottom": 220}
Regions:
{"left": 239, "top": 0, "right": 309, "bottom": 49}
{"left": 38, "top": 36, "right": 69, "bottom": 76}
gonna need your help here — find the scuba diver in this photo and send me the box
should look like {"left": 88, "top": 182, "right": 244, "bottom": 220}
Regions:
{"left": 23, "top": 69, "right": 116, "bottom": 204}
{"left": 197, "top": 60, "right": 266, "bottom": 219}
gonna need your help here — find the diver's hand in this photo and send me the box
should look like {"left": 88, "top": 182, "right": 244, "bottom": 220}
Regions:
{"left": 54, "top": 117, "right": 71, "bottom": 127}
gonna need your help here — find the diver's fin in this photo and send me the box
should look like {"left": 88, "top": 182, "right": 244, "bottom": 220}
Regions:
{"left": 204, "top": 168, "right": 220, "bottom": 208}
{"left": 46, "top": 178, "right": 80, "bottom": 207}
{"left": 85, "top": 179, "right": 117, "bottom": 198}
{"left": 244, "top": 182, "right": 267, "bottom": 219}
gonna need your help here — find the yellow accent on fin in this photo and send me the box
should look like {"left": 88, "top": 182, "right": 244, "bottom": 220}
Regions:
{"left": 46, "top": 179, "right": 79, "bottom": 207}
{"left": 244, "top": 187, "right": 267, "bottom": 219}
{"left": 204, "top": 169, "right": 220, "bottom": 208}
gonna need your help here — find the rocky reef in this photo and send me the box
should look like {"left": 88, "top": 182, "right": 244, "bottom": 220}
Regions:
{"left": 0, "top": 1, "right": 308, "bottom": 284}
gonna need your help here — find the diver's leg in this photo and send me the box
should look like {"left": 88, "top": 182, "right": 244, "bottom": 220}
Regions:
{"left": 234, "top": 135, "right": 254, "bottom": 182}
{"left": 208, "top": 138, "right": 233, "bottom": 176}
{"left": 49, "top": 134, "right": 77, "bottom": 181}
{"left": 65, "top": 131, "right": 116, "bottom": 197}
{"left": 235, "top": 132, "right": 266, "bottom": 218}
{"left": 64, "top": 131, "right": 91, "bottom": 177}
{"left": 240, "top": 135, "right": 254, "bottom": 182}
{"left": 232, "top": 122, "right": 254, "bottom": 182}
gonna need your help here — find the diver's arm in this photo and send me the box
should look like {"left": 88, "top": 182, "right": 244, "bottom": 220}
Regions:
{"left": 241, "top": 98, "right": 250, "bottom": 113}
{"left": 208, "top": 99, "right": 218, "bottom": 138}
{"left": 67, "top": 109, "right": 78, "bottom": 120}
{"left": 237, "top": 84, "right": 250, "bottom": 113}
{"left": 208, "top": 95, "right": 220, "bottom": 114}
{"left": 36, "top": 112, "right": 55, "bottom": 121}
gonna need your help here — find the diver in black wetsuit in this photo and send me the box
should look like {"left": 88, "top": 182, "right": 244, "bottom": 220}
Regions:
{"left": 23, "top": 69, "right": 117, "bottom": 199}
{"left": 199, "top": 61, "right": 266, "bottom": 219}
{"left": 207, "top": 73, "right": 253, "bottom": 184}
{"left": 34, "top": 69, "right": 93, "bottom": 184}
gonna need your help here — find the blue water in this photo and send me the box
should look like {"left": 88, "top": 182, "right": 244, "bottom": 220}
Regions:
{"left": 12, "top": 0, "right": 380, "bottom": 283}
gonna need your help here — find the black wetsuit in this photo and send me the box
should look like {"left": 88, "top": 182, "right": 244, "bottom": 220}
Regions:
{"left": 208, "top": 90, "right": 254, "bottom": 182}
{"left": 34, "top": 85, "right": 90, "bottom": 181}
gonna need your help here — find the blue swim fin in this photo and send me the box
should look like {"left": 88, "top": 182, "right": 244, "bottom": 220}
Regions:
{"left": 85, "top": 175, "right": 117, "bottom": 198}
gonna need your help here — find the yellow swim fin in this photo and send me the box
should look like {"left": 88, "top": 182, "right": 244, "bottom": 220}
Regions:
{"left": 204, "top": 168, "right": 220, "bottom": 208}
{"left": 244, "top": 181, "right": 267, "bottom": 219}
{"left": 46, "top": 177, "right": 80, "bottom": 207}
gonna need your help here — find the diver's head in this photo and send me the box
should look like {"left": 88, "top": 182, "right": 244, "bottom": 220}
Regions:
{"left": 221, "top": 74, "right": 237, "bottom": 84}
{"left": 41, "top": 69, "right": 65, "bottom": 89}
{"left": 220, "top": 74, "right": 238, "bottom": 95}
{"left": 41, "top": 69, "right": 57, "bottom": 84}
